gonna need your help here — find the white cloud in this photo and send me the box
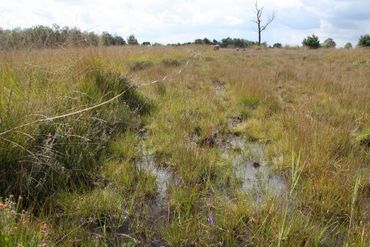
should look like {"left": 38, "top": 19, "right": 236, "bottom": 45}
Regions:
{"left": 0, "top": 0, "right": 369, "bottom": 46}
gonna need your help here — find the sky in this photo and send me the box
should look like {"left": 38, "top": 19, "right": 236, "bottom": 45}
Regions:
{"left": 1, "top": 0, "right": 369, "bottom": 47}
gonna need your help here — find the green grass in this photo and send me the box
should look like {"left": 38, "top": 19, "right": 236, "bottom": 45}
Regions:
{"left": 0, "top": 46, "right": 369, "bottom": 246}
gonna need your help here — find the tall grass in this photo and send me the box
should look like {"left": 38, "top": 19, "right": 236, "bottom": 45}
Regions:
{"left": 0, "top": 48, "right": 152, "bottom": 210}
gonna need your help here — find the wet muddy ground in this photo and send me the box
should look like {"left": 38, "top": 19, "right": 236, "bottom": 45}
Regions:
{"left": 135, "top": 147, "right": 178, "bottom": 217}
{"left": 224, "top": 135, "right": 287, "bottom": 204}
{"left": 135, "top": 133, "right": 287, "bottom": 221}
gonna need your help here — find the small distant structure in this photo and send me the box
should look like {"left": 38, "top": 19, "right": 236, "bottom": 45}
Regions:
{"left": 213, "top": 45, "right": 220, "bottom": 51}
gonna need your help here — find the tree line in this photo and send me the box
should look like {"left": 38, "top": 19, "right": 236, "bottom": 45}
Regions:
{"left": 193, "top": 37, "right": 259, "bottom": 48}
{"left": 1, "top": 25, "right": 369, "bottom": 50}
{"left": 302, "top": 34, "right": 370, "bottom": 49}
{"left": 0, "top": 25, "right": 140, "bottom": 50}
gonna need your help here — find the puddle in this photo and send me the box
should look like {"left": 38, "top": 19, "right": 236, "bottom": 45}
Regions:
{"left": 194, "top": 125, "right": 287, "bottom": 203}
{"left": 233, "top": 156, "right": 287, "bottom": 203}
{"left": 135, "top": 147, "right": 178, "bottom": 216}
{"left": 222, "top": 134, "right": 287, "bottom": 203}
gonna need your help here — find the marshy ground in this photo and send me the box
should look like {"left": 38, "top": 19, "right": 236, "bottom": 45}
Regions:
{"left": 0, "top": 46, "right": 369, "bottom": 246}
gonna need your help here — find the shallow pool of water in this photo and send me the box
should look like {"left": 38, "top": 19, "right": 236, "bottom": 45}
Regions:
{"left": 222, "top": 134, "right": 287, "bottom": 203}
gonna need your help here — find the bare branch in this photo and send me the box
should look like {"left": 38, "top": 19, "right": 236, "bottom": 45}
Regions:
{"left": 261, "top": 13, "right": 275, "bottom": 32}
{"left": 255, "top": 1, "right": 264, "bottom": 13}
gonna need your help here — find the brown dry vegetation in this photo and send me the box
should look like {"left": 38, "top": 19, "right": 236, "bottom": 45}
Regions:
{"left": 0, "top": 45, "right": 369, "bottom": 246}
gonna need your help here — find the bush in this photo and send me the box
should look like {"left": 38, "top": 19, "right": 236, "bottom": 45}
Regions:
{"left": 127, "top": 34, "right": 138, "bottom": 45}
{"left": 113, "top": 35, "right": 126, "bottom": 45}
{"left": 194, "top": 39, "right": 203, "bottom": 45}
{"left": 302, "top": 34, "right": 320, "bottom": 49}
{"left": 273, "top": 43, "right": 282, "bottom": 48}
{"left": 323, "top": 38, "right": 336, "bottom": 48}
{"left": 193, "top": 38, "right": 213, "bottom": 45}
{"left": 358, "top": 34, "right": 370, "bottom": 47}
{"left": 344, "top": 42, "right": 352, "bottom": 49}
{"left": 220, "top": 37, "right": 256, "bottom": 48}
{"left": 101, "top": 32, "right": 127, "bottom": 46}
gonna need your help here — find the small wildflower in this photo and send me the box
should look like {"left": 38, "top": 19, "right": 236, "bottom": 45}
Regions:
{"left": 207, "top": 214, "right": 215, "bottom": 225}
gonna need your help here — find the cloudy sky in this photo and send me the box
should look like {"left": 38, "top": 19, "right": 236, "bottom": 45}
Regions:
{"left": 1, "top": 0, "right": 369, "bottom": 47}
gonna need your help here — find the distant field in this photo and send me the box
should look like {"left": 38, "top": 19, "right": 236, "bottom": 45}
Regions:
{"left": 0, "top": 46, "right": 369, "bottom": 246}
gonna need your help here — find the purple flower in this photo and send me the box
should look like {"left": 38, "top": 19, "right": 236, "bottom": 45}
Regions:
{"left": 208, "top": 214, "right": 214, "bottom": 225}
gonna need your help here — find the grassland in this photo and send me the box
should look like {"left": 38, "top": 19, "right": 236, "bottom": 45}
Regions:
{"left": 0, "top": 45, "right": 369, "bottom": 246}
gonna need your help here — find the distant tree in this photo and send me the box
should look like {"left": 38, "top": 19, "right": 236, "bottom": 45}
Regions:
{"left": 344, "top": 42, "right": 352, "bottom": 49}
{"left": 302, "top": 34, "right": 320, "bottom": 49}
{"left": 101, "top": 32, "right": 115, "bottom": 46}
{"left": 67, "top": 27, "right": 84, "bottom": 46}
{"left": 26, "top": 25, "right": 54, "bottom": 48}
{"left": 234, "top": 38, "right": 246, "bottom": 47}
{"left": 254, "top": 1, "right": 275, "bottom": 46}
{"left": 142, "top": 41, "right": 151, "bottom": 46}
{"left": 194, "top": 39, "right": 203, "bottom": 44}
{"left": 220, "top": 37, "right": 255, "bottom": 48}
{"left": 212, "top": 39, "right": 219, "bottom": 45}
{"left": 221, "top": 37, "right": 233, "bottom": 47}
{"left": 323, "top": 38, "right": 336, "bottom": 48}
{"left": 358, "top": 34, "right": 370, "bottom": 47}
{"left": 203, "top": 38, "right": 212, "bottom": 45}
{"left": 127, "top": 34, "right": 138, "bottom": 45}
{"left": 0, "top": 25, "right": 126, "bottom": 49}
{"left": 85, "top": 32, "right": 99, "bottom": 46}
{"left": 113, "top": 35, "right": 126, "bottom": 45}
{"left": 273, "top": 43, "right": 282, "bottom": 48}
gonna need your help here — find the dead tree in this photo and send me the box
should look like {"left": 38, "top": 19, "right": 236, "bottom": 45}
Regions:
{"left": 254, "top": 1, "right": 275, "bottom": 46}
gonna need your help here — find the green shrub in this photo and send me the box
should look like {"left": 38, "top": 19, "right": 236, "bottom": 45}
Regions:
{"left": 302, "top": 34, "right": 320, "bottom": 49}
{"left": 322, "top": 38, "right": 336, "bottom": 48}
{"left": 127, "top": 34, "right": 139, "bottom": 45}
{"left": 344, "top": 42, "right": 352, "bottom": 49}
{"left": 358, "top": 34, "right": 370, "bottom": 47}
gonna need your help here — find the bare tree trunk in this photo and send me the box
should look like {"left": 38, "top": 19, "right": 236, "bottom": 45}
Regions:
{"left": 258, "top": 20, "right": 261, "bottom": 45}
